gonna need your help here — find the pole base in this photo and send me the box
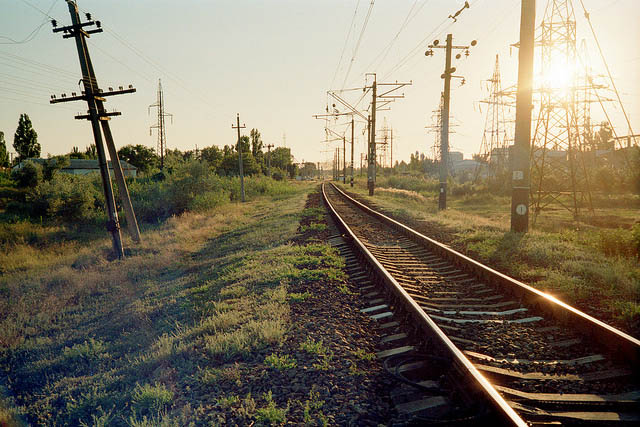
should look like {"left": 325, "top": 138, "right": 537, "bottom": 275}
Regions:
{"left": 438, "top": 183, "right": 447, "bottom": 210}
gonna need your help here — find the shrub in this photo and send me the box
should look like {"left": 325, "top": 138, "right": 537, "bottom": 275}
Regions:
{"left": 12, "top": 161, "right": 42, "bottom": 188}
{"left": 598, "top": 227, "right": 639, "bottom": 258}
{"left": 271, "top": 168, "right": 285, "bottom": 181}
{"left": 27, "top": 173, "right": 102, "bottom": 222}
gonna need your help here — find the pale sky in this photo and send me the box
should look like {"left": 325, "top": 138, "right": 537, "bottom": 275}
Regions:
{"left": 1, "top": 0, "right": 638, "bottom": 167}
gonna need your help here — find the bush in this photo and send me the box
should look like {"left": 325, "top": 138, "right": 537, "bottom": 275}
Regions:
{"left": 27, "top": 173, "right": 102, "bottom": 222}
{"left": 598, "top": 227, "right": 639, "bottom": 258}
{"left": 271, "top": 168, "right": 285, "bottom": 181}
{"left": 12, "top": 161, "right": 42, "bottom": 188}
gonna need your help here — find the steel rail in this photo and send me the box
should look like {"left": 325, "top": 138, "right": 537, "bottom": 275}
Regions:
{"left": 322, "top": 183, "right": 527, "bottom": 426}
{"left": 327, "top": 183, "right": 640, "bottom": 367}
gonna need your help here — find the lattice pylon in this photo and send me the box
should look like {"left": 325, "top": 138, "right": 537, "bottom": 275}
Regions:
{"left": 475, "top": 54, "right": 510, "bottom": 182}
{"left": 530, "top": 0, "right": 593, "bottom": 224}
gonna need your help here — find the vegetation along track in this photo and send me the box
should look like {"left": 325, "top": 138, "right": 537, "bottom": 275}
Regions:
{"left": 322, "top": 182, "right": 640, "bottom": 426}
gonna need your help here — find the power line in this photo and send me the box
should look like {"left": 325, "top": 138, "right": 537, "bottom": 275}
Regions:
{"left": 330, "top": 0, "right": 361, "bottom": 89}
{"left": 381, "top": 0, "right": 483, "bottom": 80}
{"left": 0, "top": 50, "right": 78, "bottom": 79}
{"left": 577, "top": 0, "right": 637, "bottom": 145}
{"left": 341, "top": 0, "right": 375, "bottom": 89}
{"left": 363, "top": 0, "right": 431, "bottom": 73}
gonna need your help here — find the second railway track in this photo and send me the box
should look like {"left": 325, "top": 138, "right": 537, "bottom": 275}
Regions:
{"left": 322, "top": 182, "right": 640, "bottom": 426}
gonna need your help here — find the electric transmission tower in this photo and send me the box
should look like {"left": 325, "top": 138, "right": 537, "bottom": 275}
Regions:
{"left": 530, "top": 0, "right": 594, "bottom": 223}
{"left": 475, "top": 55, "right": 511, "bottom": 181}
{"left": 149, "top": 79, "right": 173, "bottom": 170}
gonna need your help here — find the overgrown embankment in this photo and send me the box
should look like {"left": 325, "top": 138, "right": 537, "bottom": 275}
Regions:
{"left": 340, "top": 181, "right": 640, "bottom": 337}
{"left": 0, "top": 185, "right": 391, "bottom": 425}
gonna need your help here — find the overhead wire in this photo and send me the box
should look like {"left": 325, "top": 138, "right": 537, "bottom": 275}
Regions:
{"left": 577, "top": 0, "right": 637, "bottom": 144}
{"left": 362, "top": 0, "right": 431, "bottom": 74}
{"left": 330, "top": 0, "right": 361, "bottom": 89}
{"left": 341, "top": 0, "right": 375, "bottom": 89}
{"left": 381, "top": 0, "right": 483, "bottom": 80}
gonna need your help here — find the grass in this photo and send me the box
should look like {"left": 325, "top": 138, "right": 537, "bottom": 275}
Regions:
{"left": 0, "top": 181, "right": 360, "bottom": 425}
{"left": 340, "top": 178, "right": 640, "bottom": 335}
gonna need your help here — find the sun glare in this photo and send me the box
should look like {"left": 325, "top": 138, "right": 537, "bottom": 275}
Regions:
{"left": 539, "top": 55, "right": 578, "bottom": 99}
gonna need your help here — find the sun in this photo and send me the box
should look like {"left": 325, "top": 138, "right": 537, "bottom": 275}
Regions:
{"left": 538, "top": 54, "right": 578, "bottom": 99}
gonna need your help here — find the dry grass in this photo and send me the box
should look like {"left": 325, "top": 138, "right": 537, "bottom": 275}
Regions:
{"left": 0, "top": 182, "right": 355, "bottom": 425}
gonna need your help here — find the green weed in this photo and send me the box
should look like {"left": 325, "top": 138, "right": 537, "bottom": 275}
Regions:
{"left": 288, "top": 291, "right": 311, "bottom": 302}
{"left": 131, "top": 383, "right": 174, "bottom": 415}
{"left": 255, "top": 391, "right": 288, "bottom": 426}
{"left": 264, "top": 353, "right": 297, "bottom": 371}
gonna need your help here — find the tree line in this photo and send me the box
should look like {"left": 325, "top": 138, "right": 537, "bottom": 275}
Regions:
{"left": 0, "top": 113, "right": 297, "bottom": 180}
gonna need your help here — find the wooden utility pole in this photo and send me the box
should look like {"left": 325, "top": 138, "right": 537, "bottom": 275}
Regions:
{"left": 360, "top": 153, "right": 364, "bottom": 177}
{"left": 350, "top": 116, "right": 354, "bottom": 187}
{"left": 266, "top": 143, "right": 274, "bottom": 178}
{"left": 427, "top": 34, "right": 477, "bottom": 210}
{"left": 51, "top": 0, "right": 140, "bottom": 258}
{"left": 511, "top": 0, "right": 536, "bottom": 232}
{"left": 232, "top": 114, "right": 246, "bottom": 202}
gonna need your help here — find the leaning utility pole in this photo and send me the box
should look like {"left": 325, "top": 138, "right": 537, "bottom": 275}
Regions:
{"left": 511, "top": 0, "right": 536, "bottom": 232}
{"left": 266, "top": 143, "right": 274, "bottom": 177}
{"left": 149, "top": 79, "right": 173, "bottom": 170}
{"left": 427, "top": 34, "right": 477, "bottom": 210}
{"left": 50, "top": 0, "right": 140, "bottom": 258}
{"left": 232, "top": 114, "right": 246, "bottom": 202}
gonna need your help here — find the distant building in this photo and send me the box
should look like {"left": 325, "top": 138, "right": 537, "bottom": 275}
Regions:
{"left": 12, "top": 158, "right": 137, "bottom": 178}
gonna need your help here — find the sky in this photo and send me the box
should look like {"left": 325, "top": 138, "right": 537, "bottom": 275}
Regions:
{"left": 0, "top": 0, "right": 638, "bottom": 168}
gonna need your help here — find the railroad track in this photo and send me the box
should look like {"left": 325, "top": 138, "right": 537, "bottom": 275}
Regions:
{"left": 322, "top": 182, "right": 640, "bottom": 426}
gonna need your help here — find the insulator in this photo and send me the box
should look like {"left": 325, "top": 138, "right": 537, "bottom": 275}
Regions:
{"left": 456, "top": 53, "right": 461, "bottom": 60}
{"left": 96, "top": 21, "right": 101, "bottom": 28}
{"left": 119, "top": 86, "right": 123, "bottom": 90}
{"left": 51, "top": 19, "right": 57, "bottom": 27}
{"left": 85, "top": 13, "right": 92, "bottom": 20}
{"left": 72, "top": 92, "right": 76, "bottom": 96}
{"left": 108, "top": 87, "right": 113, "bottom": 91}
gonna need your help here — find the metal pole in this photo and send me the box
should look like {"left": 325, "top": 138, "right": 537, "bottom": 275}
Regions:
{"left": 343, "top": 138, "right": 347, "bottom": 184}
{"left": 439, "top": 34, "right": 453, "bottom": 211}
{"left": 511, "top": 0, "right": 536, "bottom": 232}
{"left": 350, "top": 116, "right": 354, "bottom": 187}
{"left": 65, "top": 0, "right": 123, "bottom": 258}
{"left": 368, "top": 78, "right": 377, "bottom": 196}
{"left": 390, "top": 127, "right": 393, "bottom": 171}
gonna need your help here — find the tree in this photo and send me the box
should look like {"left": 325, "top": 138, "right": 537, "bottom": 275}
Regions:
{"left": 595, "top": 122, "right": 614, "bottom": 150}
{"left": 236, "top": 135, "right": 250, "bottom": 153}
{"left": 13, "top": 113, "right": 40, "bottom": 161}
{"left": 68, "top": 146, "right": 86, "bottom": 159}
{"left": 201, "top": 145, "right": 223, "bottom": 170}
{"left": 270, "top": 147, "right": 293, "bottom": 170}
{"left": 43, "top": 156, "right": 70, "bottom": 181}
{"left": 117, "top": 144, "right": 158, "bottom": 174}
{"left": 0, "top": 131, "right": 9, "bottom": 167}
{"left": 250, "top": 128, "right": 264, "bottom": 170}
{"left": 85, "top": 144, "right": 97, "bottom": 159}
